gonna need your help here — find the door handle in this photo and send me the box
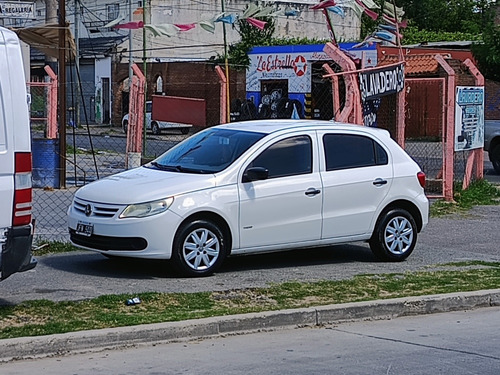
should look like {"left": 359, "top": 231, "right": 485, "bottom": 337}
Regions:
{"left": 305, "top": 188, "right": 321, "bottom": 196}
{"left": 373, "top": 178, "right": 388, "bottom": 186}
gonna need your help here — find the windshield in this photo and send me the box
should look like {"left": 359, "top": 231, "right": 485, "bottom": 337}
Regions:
{"left": 147, "top": 128, "right": 266, "bottom": 174}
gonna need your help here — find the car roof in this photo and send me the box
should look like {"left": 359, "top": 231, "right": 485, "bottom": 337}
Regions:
{"left": 215, "top": 119, "right": 390, "bottom": 137}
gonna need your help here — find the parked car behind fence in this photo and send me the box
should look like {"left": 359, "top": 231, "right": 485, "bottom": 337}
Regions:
{"left": 485, "top": 120, "right": 500, "bottom": 174}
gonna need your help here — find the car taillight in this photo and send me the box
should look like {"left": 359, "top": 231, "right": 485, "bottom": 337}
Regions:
{"left": 417, "top": 171, "right": 426, "bottom": 188}
{"left": 13, "top": 152, "right": 32, "bottom": 226}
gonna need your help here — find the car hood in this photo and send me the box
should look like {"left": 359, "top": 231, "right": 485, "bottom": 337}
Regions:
{"left": 75, "top": 167, "right": 217, "bottom": 204}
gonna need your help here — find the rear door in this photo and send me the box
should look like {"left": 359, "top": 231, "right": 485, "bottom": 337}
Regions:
{"left": 318, "top": 131, "right": 393, "bottom": 238}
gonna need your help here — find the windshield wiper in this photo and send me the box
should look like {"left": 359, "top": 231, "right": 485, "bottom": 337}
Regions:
{"left": 150, "top": 162, "right": 183, "bottom": 172}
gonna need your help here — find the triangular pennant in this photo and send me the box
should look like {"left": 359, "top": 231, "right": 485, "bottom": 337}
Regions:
{"left": 283, "top": 7, "right": 300, "bottom": 17}
{"left": 198, "top": 19, "right": 215, "bottom": 33}
{"left": 114, "top": 21, "right": 144, "bottom": 30}
{"left": 354, "top": 0, "right": 378, "bottom": 20}
{"left": 144, "top": 24, "right": 180, "bottom": 37}
{"left": 311, "top": 1, "right": 338, "bottom": 10}
{"left": 175, "top": 23, "right": 196, "bottom": 32}
{"left": 215, "top": 13, "right": 237, "bottom": 24}
{"left": 373, "top": 30, "right": 396, "bottom": 44}
{"left": 246, "top": 17, "right": 267, "bottom": 30}
{"left": 242, "top": 3, "right": 260, "bottom": 19}
{"left": 382, "top": 1, "right": 404, "bottom": 19}
{"left": 252, "top": 6, "right": 275, "bottom": 18}
{"left": 327, "top": 6, "right": 345, "bottom": 18}
{"left": 360, "top": 0, "right": 380, "bottom": 9}
{"left": 104, "top": 12, "right": 127, "bottom": 28}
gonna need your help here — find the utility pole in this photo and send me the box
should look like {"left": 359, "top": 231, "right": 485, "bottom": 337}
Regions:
{"left": 44, "top": 0, "right": 58, "bottom": 67}
{"left": 221, "top": 0, "right": 230, "bottom": 123}
{"left": 74, "top": 0, "right": 81, "bottom": 128}
{"left": 58, "top": 0, "right": 67, "bottom": 188}
{"left": 142, "top": 0, "right": 147, "bottom": 156}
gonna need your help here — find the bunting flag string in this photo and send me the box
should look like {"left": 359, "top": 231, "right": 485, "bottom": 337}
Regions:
{"left": 107, "top": 0, "right": 406, "bottom": 46}
{"left": 108, "top": 4, "right": 281, "bottom": 36}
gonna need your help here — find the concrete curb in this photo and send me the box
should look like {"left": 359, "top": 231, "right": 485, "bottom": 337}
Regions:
{"left": 1, "top": 289, "right": 499, "bottom": 362}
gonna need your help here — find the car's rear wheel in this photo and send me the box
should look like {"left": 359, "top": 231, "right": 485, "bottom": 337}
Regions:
{"left": 490, "top": 143, "right": 500, "bottom": 174}
{"left": 369, "top": 208, "right": 417, "bottom": 262}
{"left": 122, "top": 120, "right": 128, "bottom": 134}
{"left": 152, "top": 122, "right": 160, "bottom": 135}
{"left": 172, "top": 220, "right": 227, "bottom": 277}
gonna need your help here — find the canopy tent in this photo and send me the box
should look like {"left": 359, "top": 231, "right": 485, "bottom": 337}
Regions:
{"left": 12, "top": 22, "right": 77, "bottom": 61}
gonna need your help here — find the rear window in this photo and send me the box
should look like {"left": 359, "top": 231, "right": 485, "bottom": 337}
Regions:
{"left": 323, "top": 134, "right": 388, "bottom": 171}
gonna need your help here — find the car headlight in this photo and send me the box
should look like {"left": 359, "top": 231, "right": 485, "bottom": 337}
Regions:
{"left": 120, "top": 197, "right": 174, "bottom": 218}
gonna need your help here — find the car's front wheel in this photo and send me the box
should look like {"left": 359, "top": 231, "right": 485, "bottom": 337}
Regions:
{"left": 490, "top": 143, "right": 500, "bottom": 174}
{"left": 369, "top": 208, "right": 417, "bottom": 262}
{"left": 172, "top": 220, "right": 227, "bottom": 277}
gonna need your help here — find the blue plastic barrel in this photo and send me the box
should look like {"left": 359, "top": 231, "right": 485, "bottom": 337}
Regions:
{"left": 32, "top": 138, "right": 60, "bottom": 188}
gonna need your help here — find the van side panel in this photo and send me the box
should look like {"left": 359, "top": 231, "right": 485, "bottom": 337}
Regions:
{"left": 0, "top": 26, "right": 36, "bottom": 280}
{"left": 0, "top": 28, "right": 16, "bottom": 229}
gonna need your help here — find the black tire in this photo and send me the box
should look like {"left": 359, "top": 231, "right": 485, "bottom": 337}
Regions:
{"left": 171, "top": 220, "right": 227, "bottom": 277}
{"left": 490, "top": 143, "right": 500, "bottom": 174}
{"left": 181, "top": 127, "right": 189, "bottom": 135}
{"left": 369, "top": 208, "right": 417, "bottom": 262}
{"left": 151, "top": 122, "right": 160, "bottom": 135}
{"left": 122, "top": 120, "right": 128, "bottom": 134}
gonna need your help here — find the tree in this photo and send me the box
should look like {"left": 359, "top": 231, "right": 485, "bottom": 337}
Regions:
{"left": 218, "top": 17, "right": 276, "bottom": 70}
{"left": 472, "top": 22, "right": 500, "bottom": 81}
{"left": 396, "top": 0, "right": 491, "bottom": 33}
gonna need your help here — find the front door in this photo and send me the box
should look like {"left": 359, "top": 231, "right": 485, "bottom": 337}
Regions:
{"left": 238, "top": 132, "right": 322, "bottom": 249}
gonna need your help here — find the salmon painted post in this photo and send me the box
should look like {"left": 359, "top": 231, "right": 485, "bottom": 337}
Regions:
{"left": 44, "top": 66, "right": 58, "bottom": 139}
{"left": 215, "top": 66, "right": 227, "bottom": 124}
{"left": 435, "top": 54, "right": 455, "bottom": 202}
{"left": 27, "top": 66, "right": 58, "bottom": 139}
{"left": 322, "top": 42, "right": 363, "bottom": 125}
{"left": 126, "top": 63, "right": 145, "bottom": 168}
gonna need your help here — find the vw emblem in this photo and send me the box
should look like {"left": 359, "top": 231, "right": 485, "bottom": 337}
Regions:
{"left": 85, "top": 204, "right": 92, "bottom": 217}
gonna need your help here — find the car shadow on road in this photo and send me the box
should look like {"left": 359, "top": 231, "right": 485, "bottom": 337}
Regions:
{"left": 221, "top": 243, "right": 377, "bottom": 274}
{"left": 40, "top": 243, "right": 377, "bottom": 279}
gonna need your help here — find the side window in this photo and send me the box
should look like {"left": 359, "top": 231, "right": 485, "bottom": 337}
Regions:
{"left": 323, "top": 134, "right": 388, "bottom": 171}
{"left": 247, "top": 135, "right": 312, "bottom": 179}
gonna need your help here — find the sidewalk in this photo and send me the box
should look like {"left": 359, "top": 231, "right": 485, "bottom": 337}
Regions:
{"left": 1, "top": 289, "right": 499, "bottom": 362}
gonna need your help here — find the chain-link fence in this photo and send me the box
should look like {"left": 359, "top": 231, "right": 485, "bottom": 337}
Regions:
{"left": 30, "top": 56, "right": 488, "bottom": 243}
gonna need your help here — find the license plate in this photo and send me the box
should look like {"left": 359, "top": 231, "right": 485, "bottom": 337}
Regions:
{"left": 76, "top": 222, "right": 94, "bottom": 237}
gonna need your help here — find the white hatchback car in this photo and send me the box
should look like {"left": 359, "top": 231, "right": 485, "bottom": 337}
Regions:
{"left": 68, "top": 120, "right": 429, "bottom": 276}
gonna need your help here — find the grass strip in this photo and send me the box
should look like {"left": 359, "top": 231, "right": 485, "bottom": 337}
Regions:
{"left": 430, "top": 179, "right": 500, "bottom": 217}
{"left": 1, "top": 261, "right": 499, "bottom": 340}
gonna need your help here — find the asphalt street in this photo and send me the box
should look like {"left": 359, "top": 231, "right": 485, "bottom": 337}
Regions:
{"left": 1, "top": 204, "right": 499, "bottom": 305}
{"left": 1, "top": 303, "right": 499, "bottom": 372}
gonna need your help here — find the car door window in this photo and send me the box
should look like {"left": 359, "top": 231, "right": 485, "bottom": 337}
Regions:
{"left": 247, "top": 135, "right": 312, "bottom": 179}
{"left": 323, "top": 134, "right": 388, "bottom": 171}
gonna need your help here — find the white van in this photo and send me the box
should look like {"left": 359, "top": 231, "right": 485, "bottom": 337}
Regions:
{"left": 0, "top": 26, "right": 37, "bottom": 280}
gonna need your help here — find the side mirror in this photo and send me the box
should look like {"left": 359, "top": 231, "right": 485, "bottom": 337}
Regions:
{"left": 243, "top": 167, "right": 269, "bottom": 182}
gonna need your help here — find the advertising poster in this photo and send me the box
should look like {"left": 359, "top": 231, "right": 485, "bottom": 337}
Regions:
{"left": 454, "top": 86, "right": 484, "bottom": 151}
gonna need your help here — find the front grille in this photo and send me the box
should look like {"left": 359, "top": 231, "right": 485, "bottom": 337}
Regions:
{"left": 69, "top": 229, "right": 148, "bottom": 251}
{"left": 73, "top": 198, "right": 121, "bottom": 218}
